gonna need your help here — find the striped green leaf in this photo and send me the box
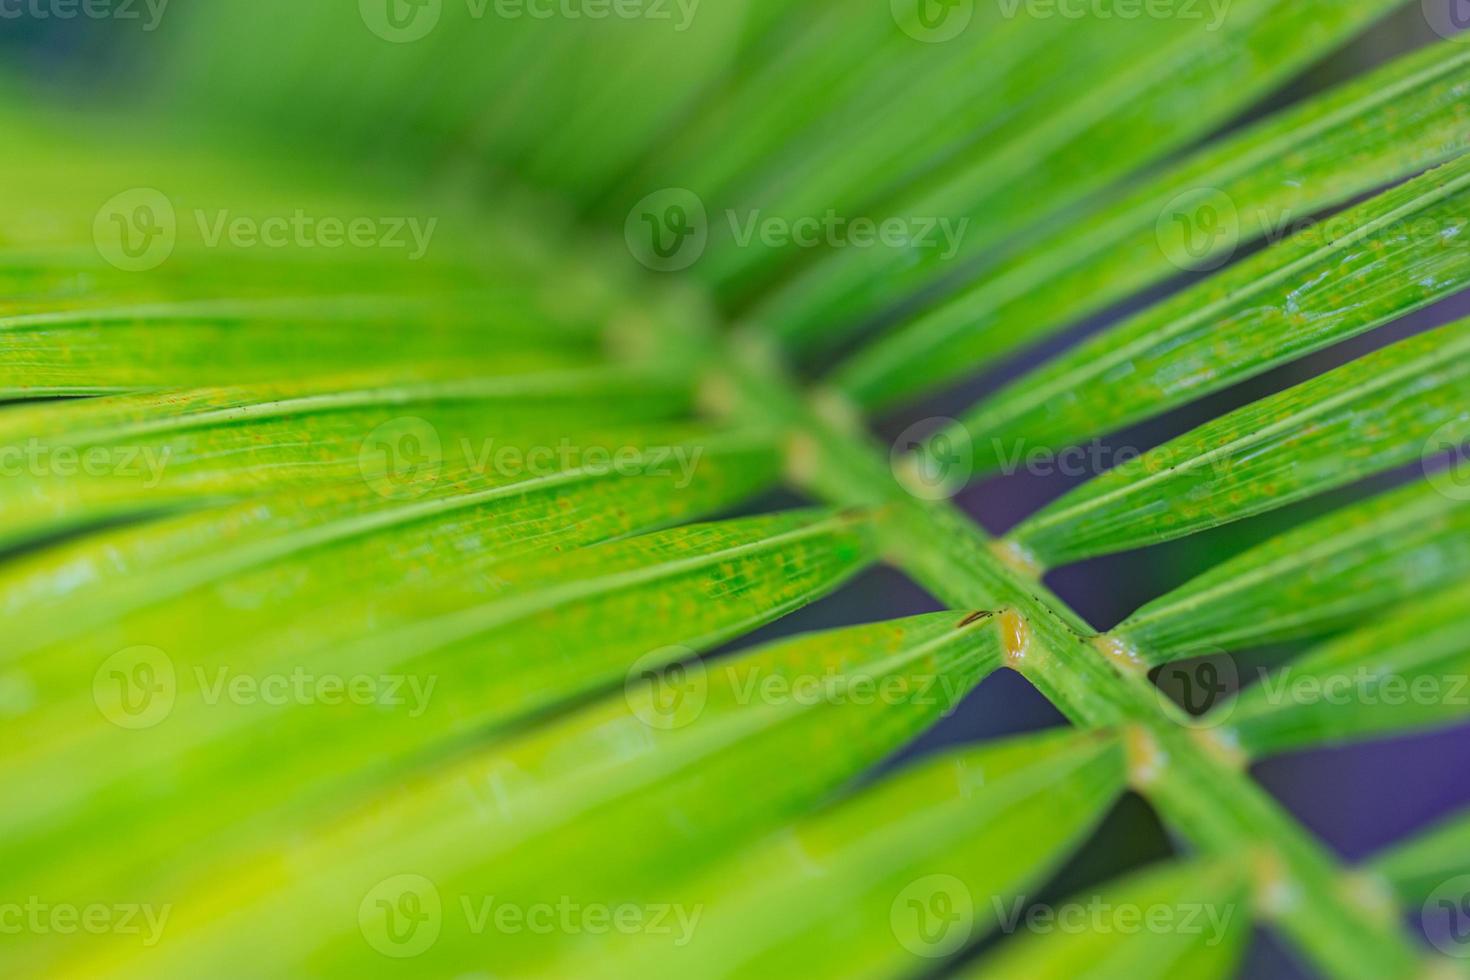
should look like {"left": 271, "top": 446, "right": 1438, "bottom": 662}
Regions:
{"left": 938, "top": 152, "right": 1470, "bottom": 477}
{"left": 1006, "top": 320, "right": 1470, "bottom": 566}
{"left": 40, "top": 609, "right": 1004, "bottom": 977}
{"left": 617, "top": 1, "right": 910, "bottom": 215}
{"left": 548, "top": 729, "right": 1126, "bottom": 978}
{"left": 0, "top": 426, "right": 778, "bottom": 660}
{"left": 0, "top": 294, "right": 603, "bottom": 397}
{"left": 750, "top": 0, "right": 1400, "bottom": 343}
{"left": 690, "top": 4, "right": 1084, "bottom": 298}
{"left": 834, "top": 40, "right": 1470, "bottom": 406}
{"left": 0, "top": 368, "right": 691, "bottom": 548}
{"left": 1109, "top": 479, "right": 1470, "bottom": 663}
{"left": 166, "top": 1, "right": 751, "bottom": 208}
{"left": 1, "top": 509, "right": 875, "bottom": 917}
{"left": 1219, "top": 581, "right": 1470, "bottom": 755}
{"left": 964, "top": 860, "right": 1250, "bottom": 980}
{"left": 1371, "top": 807, "right": 1470, "bottom": 902}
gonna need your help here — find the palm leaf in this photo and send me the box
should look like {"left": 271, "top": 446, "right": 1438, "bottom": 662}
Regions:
{"left": 1372, "top": 807, "right": 1470, "bottom": 902}
{"left": 834, "top": 39, "right": 1470, "bottom": 404}
{"left": 930, "top": 151, "right": 1470, "bottom": 479}
{"left": 0, "top": 369, "right": 692, "bottom": 548}
{"left": 1006, "top": 320, "right": 1470, "bottom": 565}
{"left": 44, "top": 610, "right": 1004, "bottom": 976}
{"left": 964, "top": 860, "right": 1250, "bottom": 980}
{"left": 4, "top": 508, "right": 875, "bottom": 907}
{"left": 5, "top": 4, "right": 1469, "bottom": 979}
{"left": 1216, "top": 581, "right": 1470, "bottom": 754}
{"left": 749, "top": 0, "right": 1401, "bottom": 337}
{"left": 1109, "top": 479, "right": 1470, "bottom": 661}
{"left": 550, "top": 729, "right": 1126, "bottom": 978}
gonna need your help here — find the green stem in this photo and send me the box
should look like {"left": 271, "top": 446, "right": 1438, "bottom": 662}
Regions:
{"left": 691, "top": 324, "right": 1438, "bottom": 980}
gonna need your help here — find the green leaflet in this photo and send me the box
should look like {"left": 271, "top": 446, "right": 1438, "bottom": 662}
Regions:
{"left": 1370, "top": 807, "right": 1470, "bottom": 902}
{"left": 964, "top": 860, "right": 1250, "bottom": 980}
{"left": 165, "top": 1, "right": 751, "bottom": 208}
{"left": 0, "top": 426, "right": 779, "bottom": 659}
{"left": 0, "top": 105, "right": 636, "bottom": 347}
{"left": 0, "top": 368, "right": 691, "bottom": 549}
{"left": 1, "top": 509, "right": 874, "bottom": 914}
{"left": 834, "top": 40, "right": 1470, "bottom": 407}
{"left": 1006, "top": 320, "right": 1470, "bottom": 566}
{"left": 615, "top": 1, "right": 909, "bottom": 216}
{"left": 515, "top": 9, "right": 755, "bottom": 202}
{"left": 749, "top": 0, "right": 1400, "bottom": 344}
{"left": 45, "top": 609, "right": 1003, "bottom": 977}
{"left": 1109, "top": 479, "right": 1470, "bottom": 663}
{"left": 0, "top": 294, "right": 602, "bottom": 396}
{"left": 1218, "top": 581, "right": 1470, "bottom": 756}
{"left": 545, "top": 729, "right": 1126, "bottom": 978}
{"left": 3, "top": 8, "right": 1462, "bottom": 980}
{"left": 688, "top": 2, "right": 1073, "bottom": 299}
{"left": 939, "top": 152, "right": 1470, "bottom": 476}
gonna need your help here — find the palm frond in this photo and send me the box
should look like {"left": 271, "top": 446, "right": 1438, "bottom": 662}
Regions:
{"left": 6, "top": 3, "right": 1470, "bottom": 978}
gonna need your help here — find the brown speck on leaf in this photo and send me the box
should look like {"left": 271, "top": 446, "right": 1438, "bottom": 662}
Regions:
{"left": 957, "top": 610, "right": 994, "bottom": 628}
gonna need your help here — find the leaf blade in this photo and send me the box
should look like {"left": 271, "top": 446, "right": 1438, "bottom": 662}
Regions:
{"left": 834, "top": 40, "right": 1470, "bottom": 407}
{"left": 944, "top": 152, "right": 1470, "bottom": 479}
{"left": 1109, "top": 479, "right": 1470, "bottom": 662}
{"left": 752, "top": 0, "right": 1402, "bottom": 344}
{"left": 1220, "top": 581, "right": 1470, "bottom": 755}
{"left": 964, "top": 860, "right": 1250, "bottom": 980}
{"left": 1007, "top": 320, "right": 1470, "bottom": 565}
{"left": 41, "top": 609, "right": 1007, "bottom": 976}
